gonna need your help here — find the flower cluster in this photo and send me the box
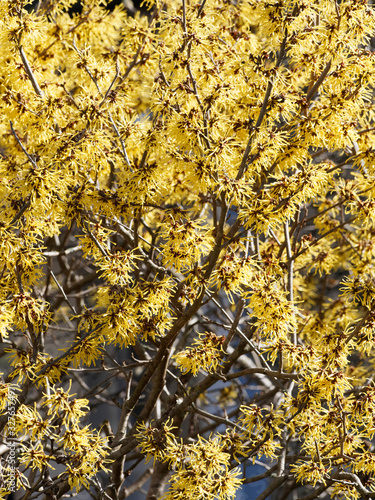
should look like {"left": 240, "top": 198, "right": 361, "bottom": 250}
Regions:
{"left": 173, "top": 332, "right": 225, "bottom": 376}
{"left": 0, "top": 0, "right": 375, "bottom": 498}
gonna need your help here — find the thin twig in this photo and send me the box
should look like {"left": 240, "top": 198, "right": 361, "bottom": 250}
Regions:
{"left": 222, "top": 298, "right": 244, "bottom": 351}
{"left": 72, "top": 37, "right": 103, "bottom": 97}
{"left": 10, "top": 121, "right": 39, "bottom": 169}
{"left": 182, "top": 0, "right": 187, "bottom": 33}
{"left": 158, "top": 57, "right": 171, "bottom": 87}
{"left": 243, "top": 465, "right": 278, "bottom": 484}
{"left": 197, "top": 0, "right": 207, "bottom": 18}
{"left": 10, "top": 200, "right": 31, "bottom": 225}
{"left": 189, "top": 403, "right": 244, "bottom": 431}
{"left": 225, "top": 367, "right": 299, "bottom": 382}
{"left": 108, "top": 112, "right": 132, "bottom": 169}
{"left": 284, "top": 221, "right": 296, "bottom": 345}
{"left": 99, "top": 59, "right": 120, "bottom": 108}
{"left": 49, "top": 268, "right": 77, "bottom": 315}
{"left": 306, "top": 60, "right": 331, "bottom": 102}
{"left": 116, "top": 44, "right": 143, "bottom": 88}
{"left": 255, "top": 475, "right": 288, "bottom": 500}
{"left": 334, "top": 0, "right": 341, "bottom": 30}
{"left": 186, "top": 42, "right": 210, "bottom": 148}
{"left": 84, "top": 223, "right": 109, "bottom": 257}
{"left": 19, "top": 46, "right": 45, "bottom": 98}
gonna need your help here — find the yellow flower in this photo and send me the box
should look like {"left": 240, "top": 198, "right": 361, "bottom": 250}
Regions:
{"left": 43, "top": 383, "right": 89, "bottom": 424}
{"left": 173, "top": 332, "right": 225, "bottom": 376}
{"left": 19, "top": 442, "right": 53, "bottom": 471}
{"left": 159, "top": 213, "right": 214, "bottom": 273}
{"left": 291, "top": 460, "right": 330, "bottom": 487}
{"left": 136, "top": 419, "right": 177, "bottom": 463}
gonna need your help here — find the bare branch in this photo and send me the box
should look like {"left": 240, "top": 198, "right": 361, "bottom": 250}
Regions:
{"left": 19, "top": 46, "right": 45, "bottom": 98}
{"left": 306, "top": 60, "right": 331, "bottom": 103}
{"left": 10, "top": 121, "right": 39, "bottom": 169}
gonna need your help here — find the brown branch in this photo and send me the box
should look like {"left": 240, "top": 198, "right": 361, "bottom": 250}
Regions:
{"left": 99, "top": 59, "right": 120, "bottom": 108}
{"left": 49, "top": 268, "right": 77, "bottom": 315}
{"left": 297, "top": 483, "right": 331, "bottom": 500}
{"left": 119, "top": 468, "right": 153, "bottom": 499}
{"left": 255, "top": 475, "right": 288, "bottom": 500}
{"left": 145, "top": 461, "right": 170, "bottom": 500}
{"left": 10, "top": 121, "right": 39, "bottom": 169}
{"left": 225, "top": 368, "right": 299, "bottom": 382}
{"left": 306, "top": 60, "right": 331, "bottom": 103}
{"left": 243, "top": 464, "right": 279, "bottom": 484}
{"left": 19, "top": 46, "right": 44, "bottom": 98}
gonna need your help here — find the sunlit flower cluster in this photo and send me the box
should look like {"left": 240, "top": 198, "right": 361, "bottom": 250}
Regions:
{"left": 1, "top": 0, "right": 375, "bottom": 498}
